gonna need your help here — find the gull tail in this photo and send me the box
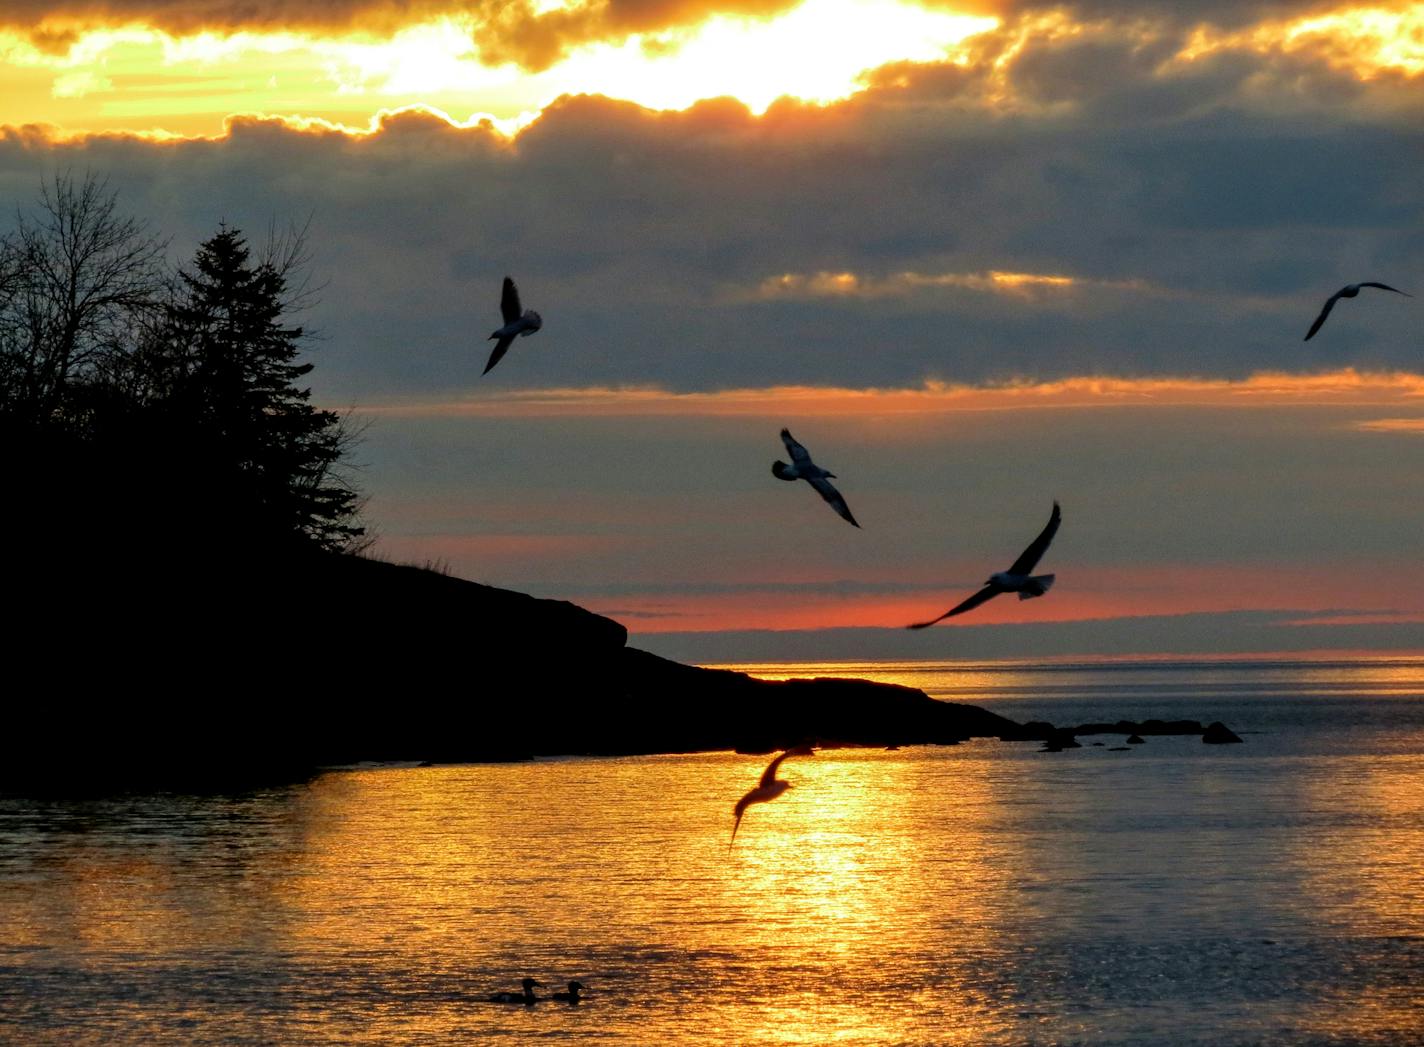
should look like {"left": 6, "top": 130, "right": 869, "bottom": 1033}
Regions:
{"left": 771, "top": 461, "right": 797, "bottom": 481}
{"left": 1017, "top": 574, "right": 1055, "bottom": 599}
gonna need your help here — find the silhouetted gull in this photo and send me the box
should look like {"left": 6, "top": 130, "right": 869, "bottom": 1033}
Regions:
{"left": 1304, "top": 282, "right": 1411, "bottom": 341}
{"left": 483, "top": 276, "right": 543, "bottom": 374}
{"left": 490, "top": 977, "right": 542, "bottom": 1004}
{"left": 907, "top": 501, "right": 1061, "bottom": 629}
{"left": 552, "top": 981, "right": 586, "bottom": 1003}
{"left": 731, "top": 744, "right": 815, "bottom": 848}
{"left": 772, "top": 429, "right": 859, "bottom": 527}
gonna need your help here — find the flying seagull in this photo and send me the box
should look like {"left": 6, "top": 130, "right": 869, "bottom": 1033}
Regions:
{"left": 907, "top": 501, "right": 1061, "bottom": 629}
{"left": 772, "top": 429, "right": 859, "bottom": 527}
{"left": 1304, "top": 282, "right": 1411, "bottom": 341}
{"left": 731, "top": 745, "right": 814, "bottom": 848}
{"left": 483, "top": 276, "right": 543, "bottom": 374}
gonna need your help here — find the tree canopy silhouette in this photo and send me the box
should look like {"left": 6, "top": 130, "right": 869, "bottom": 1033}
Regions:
{"left": 1, "top": 175, "right": 363, "bottom": 560}
{"left": 156, "top": 225, "right": 363, "bottom": 551}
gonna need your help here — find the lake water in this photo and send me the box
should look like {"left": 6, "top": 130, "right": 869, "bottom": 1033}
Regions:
{"left": 3, "top": 658, "right": 1423, "bottom": 1045}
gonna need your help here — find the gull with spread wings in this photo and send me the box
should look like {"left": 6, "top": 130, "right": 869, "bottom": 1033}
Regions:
{"left": 907, "top": 502, "right": 1061, "bottom": 629}
{"left": 1303, "top": 282, "right": 1411, "bottom": 341}
{"left": 772, "top": 429, "right": 860, "bottom": 527}
{"left": 730, "top": 745, "right": 815, "bottom": 848}
{"left": 483, "top": 276, "right": 543, "bottom": 375}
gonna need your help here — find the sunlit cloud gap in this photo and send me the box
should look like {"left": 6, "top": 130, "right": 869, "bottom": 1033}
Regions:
{"left": 0, "top": 0, "right": 997, "bottom": 135}
{"left": 354, "top": 369, "right": 1424, "bottom": 419}
{"left": 756, "top": 269, "right": 1109, "bottom": 300}
{"left": 1176, "top": 4, "right": 1424, "bottom": 76}
{"left": 3, "top": 3, "right": 1419, "bottom": 138}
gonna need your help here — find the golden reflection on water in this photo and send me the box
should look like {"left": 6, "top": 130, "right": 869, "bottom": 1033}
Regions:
{"left": 0, "top": 750, "right": 1032, "bottom": 1042}
{"left": 4, "top": 661, "right": 1424, "bottom": 1044}
{"left": 1275, "top": 750, "right": 1424, "bottom": 1038}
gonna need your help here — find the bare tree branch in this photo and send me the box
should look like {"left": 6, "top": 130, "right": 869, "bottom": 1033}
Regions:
{"left": 0, "top": 171, "right": 167, "bottom": 416}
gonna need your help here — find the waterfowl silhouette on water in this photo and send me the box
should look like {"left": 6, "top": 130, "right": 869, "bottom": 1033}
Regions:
{"left": 908, "top": 501, "right": 1061, "bottom": 629}
{"left": 772, "top": 429, "right": 859, "bottom": 527}
{"left": 731, "top": 745, "right": 815, "bottom": 848}
{"left": 1303, "top": 282, "right": 1411, "bottom": 341}
{"left": 552, "top": 981, "right": 586, "bottom": 1003}
{"left": 490, "top": 977, "right": 542, "bottom": 1004}
{"left": 483, "top": 276, "right": 543, "bottom": 374}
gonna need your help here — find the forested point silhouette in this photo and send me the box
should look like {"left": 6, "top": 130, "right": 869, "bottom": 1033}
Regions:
{"left": 0, "top": 176, "right": 1236, "bottom": 789}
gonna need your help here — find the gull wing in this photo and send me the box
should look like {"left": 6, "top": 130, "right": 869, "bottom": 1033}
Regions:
{"left": 730, "top": 787, "right": 770, "bottom": 848}
{"left": 730, "top": 803, "right": 748, "bottom": 846}
{"left": 780, "top": 428, "right": 813, "bottom": 466}
{"left": 759, "top": 744, "right": 814, "bottom": 789}
{"left": 808, "top": 477, "right": 860, "bottom": 528}
{"left": 500, "top": 276, "right": 523, "bottom": 325}
{"left": 905, "top": 585, "right": 1000, "bottom": 629}
{"left": 483, "top": 335, "right": 515, "bottom": 375}
{"left": 1304, "top": 290, "right": 1343, "bottom": 341}
{"left": 1358, "top": 282, "right": 1411, "bottom": 296}
{"left": 1007, "top": 501, "right": 1061, "bottom": 576}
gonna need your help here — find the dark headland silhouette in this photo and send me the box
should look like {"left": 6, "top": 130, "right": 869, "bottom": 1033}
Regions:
{"left": 0, "top": 177, "right": 1240, "bottom": 792}
{"left": 5, "top": 545, "right": 1242, "bottom": 790}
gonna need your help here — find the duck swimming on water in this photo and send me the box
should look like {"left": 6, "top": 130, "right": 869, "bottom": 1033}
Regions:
{"left": 490, "top": 977, "right": 542, "bottom": 1004}
{"left": 552, "top": 980, "right": 587, "bottom": 1003}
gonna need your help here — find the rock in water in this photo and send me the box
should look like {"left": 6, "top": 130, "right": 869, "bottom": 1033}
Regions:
{"left": 1202, "top": 722, "right": 1243, "bottom": 744}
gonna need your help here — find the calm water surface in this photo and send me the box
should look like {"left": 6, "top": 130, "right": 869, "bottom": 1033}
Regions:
{"left": 3, "top": 658, "right": 1423, "bottom": 1045}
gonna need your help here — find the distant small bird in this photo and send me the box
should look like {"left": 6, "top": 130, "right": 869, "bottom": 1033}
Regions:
{"left": 772, "top": 429, "right": 859, "bottom": 527}
{"left": 552, "top": 981, "right": 586, "bottom": 1003}
{"left": 490, "top": 977, "right": 542, "bottom": 1004}
{"left": 731, "top": 745, "right": 814, "bottom": 847}
{"left": 484, "top": 276, "right": 543, "bottom": 374}
{"left": 1304, "top": 282, "right": 1411, "bottom": 341}
{"left": 908, "top": 501, "right": 1061, "bottom": 629}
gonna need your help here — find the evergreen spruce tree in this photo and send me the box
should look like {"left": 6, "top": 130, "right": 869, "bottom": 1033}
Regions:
{"left": 164, "top": 225, "right": 363, "bottom": 552}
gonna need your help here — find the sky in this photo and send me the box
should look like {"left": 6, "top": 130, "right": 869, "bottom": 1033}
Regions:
{"left": 2, "top": 0, "right": 1422, "bottom": 662}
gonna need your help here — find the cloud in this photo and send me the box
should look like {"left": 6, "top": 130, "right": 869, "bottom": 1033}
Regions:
{"left": 3, "top": 1, "right": 1421, "bottom": 90}
{"left": 1354, "top": 417, "right": 1424, "bottom": 433}
{"left": 2, "top": 5, "right": 1421, "bottom": 396}
{"left": 352, "top": 370, "right": 1424, "bottom": 420}
{"left": 631, "top": 609, "right": 1424, "bottom": 663}
{"left": 749, "top": 267, "right": 1152, "bottom": 302}
{"left": 2, "top": 57, "right": 1420, "bottom": 396}
{"left": 0, "top": 1, "right": 451, "bottom": 37}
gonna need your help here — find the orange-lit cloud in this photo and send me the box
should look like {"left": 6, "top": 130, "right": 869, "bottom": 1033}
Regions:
{"left": 353, "top": 369, "right": 1424, "bottom": 420}
{"left": 1177, "top": 5, "right": 1424, "bottom": 78}
{"left": 753, "top": 267, "right": 1137, "bottom": 300}
{"left": 1354, "top": 417, "right": 1424, "bottom": 433}
{"left": 3, "top": 2, "right": 1421, "bottom": 139}
{"left": 0, "top": 0, "right": 997, "bottom": 137}
{"left": 466, "top": 560, "right": 1424, "bottom": 632}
